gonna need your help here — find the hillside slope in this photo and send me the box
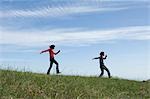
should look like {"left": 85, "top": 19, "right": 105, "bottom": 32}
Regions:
{"left": 0, "top": 70, "right": 149, "bottom": 99}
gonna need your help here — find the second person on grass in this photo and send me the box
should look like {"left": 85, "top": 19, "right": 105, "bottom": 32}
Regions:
{"left": 93, "top": 51, "right": 111, "bottom": 78}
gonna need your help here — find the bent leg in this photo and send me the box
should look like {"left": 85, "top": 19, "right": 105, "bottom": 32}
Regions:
{"left": 53, "top": 59, "right": 60, "bottom": 73}
{"left": 103, "top": 65, "right": 111, "bottom": 78}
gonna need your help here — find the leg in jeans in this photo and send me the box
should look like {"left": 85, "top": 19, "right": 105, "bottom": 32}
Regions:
{"left": 53, "top": 59, "right": 60, "bottom": 73}
{"left": 99, "top": 66, "right": 104, "bottom": 77}
{"left": 47, "top": 60, "right": 53, "bottom": 75}
{"left": 103, "top": 65, "right": 111, "bottom": 78}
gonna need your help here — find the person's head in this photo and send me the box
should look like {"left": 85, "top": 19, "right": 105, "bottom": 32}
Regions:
{"left": 100, "top": 52, "right": 104, "bottom": 56}
{"left": 50, "top": 45, "right": 55, "bottom": 49}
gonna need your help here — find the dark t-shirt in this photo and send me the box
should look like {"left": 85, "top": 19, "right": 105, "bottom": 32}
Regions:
{"left": 100, "top": 56, "right": 104, "bottom": 66}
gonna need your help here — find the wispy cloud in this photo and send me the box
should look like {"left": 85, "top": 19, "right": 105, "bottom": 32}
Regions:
{"left": 1, "top": 0, "right": 147, "bottom": 18}
{"left": 0, "top": 26, "right": 149, "bottom": 47}
{"left": 0, "top": 3, "right": 128, "bottom": 18}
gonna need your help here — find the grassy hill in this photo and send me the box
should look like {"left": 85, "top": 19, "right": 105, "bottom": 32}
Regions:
{"left": 0, "top": 70, "right": 149, "bottom": 99}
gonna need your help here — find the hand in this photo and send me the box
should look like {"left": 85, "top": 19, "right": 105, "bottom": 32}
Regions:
{"left": 40, "top": 51, "right": 43, "bottom": 54}
{"left": 56, "top": 50, "right": 60, "bottom": 54}
{"left": 58, "top": 50, "right": 60, "bottom": 53}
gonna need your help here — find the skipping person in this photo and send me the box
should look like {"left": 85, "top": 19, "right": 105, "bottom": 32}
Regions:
{"left": 40, "top": 45, "right": 61, "bottom": 74}
{"left": 93, "top": 51, "right": 111, "bottom": 78}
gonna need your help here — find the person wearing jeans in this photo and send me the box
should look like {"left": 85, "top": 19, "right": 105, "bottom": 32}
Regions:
{"left": 40, "top": 45, "right": 61, "bottom": 74}
{"left": 93, "top": 51, "right": 111, "bottom": 78}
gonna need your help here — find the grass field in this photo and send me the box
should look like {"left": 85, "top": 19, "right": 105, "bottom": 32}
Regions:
{"left": 0, "top": 69, "right": 150, "bottom": 99}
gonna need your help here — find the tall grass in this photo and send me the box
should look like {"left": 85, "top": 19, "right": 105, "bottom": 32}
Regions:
{"left": 0, "top": 69, "right": 149, "bottom": 99}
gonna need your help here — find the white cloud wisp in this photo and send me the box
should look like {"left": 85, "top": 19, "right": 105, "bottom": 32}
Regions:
{"left": 0, "top": 5, "right": 128, "bottom": 18}
{"left": 0, "top": 26, "right": 149, "bottom": 47}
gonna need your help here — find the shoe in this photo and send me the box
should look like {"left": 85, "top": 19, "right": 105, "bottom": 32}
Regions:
{"left": 57, "top": 72, "right": 61, "bottom": 74}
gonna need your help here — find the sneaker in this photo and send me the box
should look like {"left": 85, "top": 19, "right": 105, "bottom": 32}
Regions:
{"left": 57, "top": 72, "right": 61, "bottom": 74}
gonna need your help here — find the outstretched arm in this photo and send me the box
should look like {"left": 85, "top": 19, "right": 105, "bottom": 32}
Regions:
{"left": 40, "top": 49, "right": 49, "bottom": 54}
{"left": 92, "top": 57, "right": 100, "bottom": 60}
{"left": 54, "top": 50, "right": 60, "bottom": 55}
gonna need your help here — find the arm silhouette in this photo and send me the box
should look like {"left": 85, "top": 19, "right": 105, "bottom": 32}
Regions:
{"left": 40, "top": 49, "right": 49, "bottom": 54}
{"left": 103, "top": 55, "right": 107, "bottom": 59}
{"left": 92, "top": 57, "right": 100, "bottom": 60}
{"left": 54, "top": 50, "right": 60, "bottom": 55}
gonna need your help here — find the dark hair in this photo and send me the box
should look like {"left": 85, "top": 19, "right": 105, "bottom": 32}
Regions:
{"left": 50, "top": 45, "right": 55, "bottom": 49}
{"left": 100, "top": 52, "right": 104, "bottom": 56}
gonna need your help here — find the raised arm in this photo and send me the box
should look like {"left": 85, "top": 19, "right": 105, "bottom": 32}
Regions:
{"left": 40, "top": 49, "right": 49, "bottom": 54}
{"left": 92, "top": 57, "right": 100, "bottom": 60}
{"left": 54, "top": 50, "right": 60, "bottom": 55}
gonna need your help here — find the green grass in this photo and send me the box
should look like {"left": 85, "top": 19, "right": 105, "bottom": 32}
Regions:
{"left": 0, "top": 69, "right": 150, "bottom": 99}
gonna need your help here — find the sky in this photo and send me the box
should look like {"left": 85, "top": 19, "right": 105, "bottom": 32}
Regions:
{"left": 0, "top": 0, "right": 150, "bottom": 81}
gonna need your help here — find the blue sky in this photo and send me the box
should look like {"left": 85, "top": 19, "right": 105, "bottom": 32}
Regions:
{"left": 0, "top": 0, "right": 149, "bottom": 80}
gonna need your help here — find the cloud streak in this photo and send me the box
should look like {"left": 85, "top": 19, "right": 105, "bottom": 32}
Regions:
{"left": 0, "top": 26, "right": 149, "bottom": 47}
{"left": 0, "top": 4, "right": 128, "bottom": 18}
{"left": 1, "top": 0, "right": 147, "bottom": 18}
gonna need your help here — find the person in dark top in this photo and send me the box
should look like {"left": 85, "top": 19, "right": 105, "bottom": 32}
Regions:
{"left": 93, "top": 51, "right": 111, "bottom": 78}
{"left": 40, "top": 45, "right": 61, "bottom": 74}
